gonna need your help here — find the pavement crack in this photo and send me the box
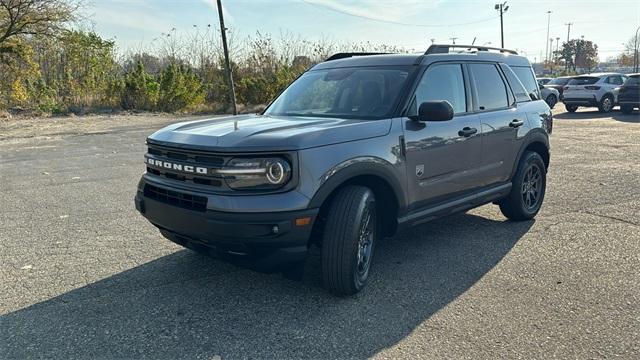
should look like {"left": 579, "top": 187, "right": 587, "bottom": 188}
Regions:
{"left": 582, "top": 210, "right": 639, "bottom": 227}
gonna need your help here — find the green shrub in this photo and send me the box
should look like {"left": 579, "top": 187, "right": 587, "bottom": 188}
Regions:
{"left": 120, "top": 61, "right": 159, "bottom": 110}
{"left": 158, "top": 64, "right": 206, "bottom": 112}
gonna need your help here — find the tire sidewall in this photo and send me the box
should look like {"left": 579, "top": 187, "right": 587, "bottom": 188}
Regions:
{"left": 546, "top": 94, "right": 557, "bottom": 108}
{"left": 514, "top": 153, "right": 546, "bottom": 217}
{"left": 350, "top": 192, "right": 377, "bottom": 291}
{"left": 599, "top": 95, "right": 614, "bottom": 113}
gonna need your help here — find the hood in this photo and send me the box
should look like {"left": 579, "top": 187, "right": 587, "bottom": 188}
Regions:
{"left": 147, "top": 114, "right": 392, "bottom": 152}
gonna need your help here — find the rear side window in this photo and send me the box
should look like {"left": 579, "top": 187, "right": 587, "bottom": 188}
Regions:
{"left": 605, "top": 76, "right": 624, "bottom": 85}
{"left": 569, "top": 77, "right": 599, "bottom": 85}
{"left": 411, "top": 63, "right": 467, "bottom": 115}
{"left": 510, "top": 66, "right": 540, "bottom": 100}
{"left": 624, "top": 76, "right": 640, "bottom": 86}
{"left": 548, "top": 77, "right": 570, "bottom": 85}
{"left": 500, "top": 64, "right": 531, "bottom": 103}
{"left": 469, "top": 63, "right": 509, "bottom": 111}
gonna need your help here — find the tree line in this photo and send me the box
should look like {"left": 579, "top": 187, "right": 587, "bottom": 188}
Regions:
{"left": 0, "top": 0, "right": 408, "bottom": 115}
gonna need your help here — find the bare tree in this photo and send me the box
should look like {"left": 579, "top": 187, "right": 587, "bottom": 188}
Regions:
{"left": 0, "top": 0, "right": 79, "bottom": 52}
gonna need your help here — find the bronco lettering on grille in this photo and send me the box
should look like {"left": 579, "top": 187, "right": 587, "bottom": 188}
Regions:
{"left": 146, "top": 157, "right": 209, "bottom": 175}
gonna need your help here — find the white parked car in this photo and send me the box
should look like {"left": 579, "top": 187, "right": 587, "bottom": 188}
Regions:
{"left": 562, "top": 73, "right": 628, "bottom": 113}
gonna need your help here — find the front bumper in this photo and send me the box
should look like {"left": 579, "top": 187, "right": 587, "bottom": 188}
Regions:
{"left": 135, "top": 183, "right": 318, "bottom": 269}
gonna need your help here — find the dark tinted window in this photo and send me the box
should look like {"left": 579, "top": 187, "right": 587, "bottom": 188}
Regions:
{"left": 624, "top": 76, "right": 640, "bottom": 86}
{"left": 510, "top": 66, "right": 540, "bottom": 100}
{"left": 500, "top": 64, "right": 530, "bottom": 103}
{"left": 568, "top": 76, "right": 599, "bottom": 85}
{"left": 411, "top": 63, "right": 467, "bottom": 114}
{"left": 548, "top": 77, "right": 570, "bottom": 85}
{"left": 469, "top": 63, "right": 509, "bottom": 111}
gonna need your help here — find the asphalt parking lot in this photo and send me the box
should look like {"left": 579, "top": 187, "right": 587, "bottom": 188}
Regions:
{"left": 1, "top": 108, "right": 639, "bottom": 359}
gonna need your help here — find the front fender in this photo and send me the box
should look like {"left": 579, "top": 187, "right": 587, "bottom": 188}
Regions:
{"left": 308, "top": 157, "right": 406, "bottom": 210}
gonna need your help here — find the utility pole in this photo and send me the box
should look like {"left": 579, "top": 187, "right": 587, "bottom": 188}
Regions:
{"left": 449, "top": 37, "right": 458, "bottom": 44}
{"left": 555, "top": 37, "right": 560, "bottom": 62}
{"left": 634, "top": 25, "right": 640, "bottom": 73}
{"left": 216, "top": 0, "right": 237, "bottom": 115}
{"left": 495, "top": 2, "right": 509, "bottom": 48}
{"left": 564, "top": 22, "right": 572, "bottom": 71}
{"left": 544, "top": 10, "right": 552, "bottom": 68}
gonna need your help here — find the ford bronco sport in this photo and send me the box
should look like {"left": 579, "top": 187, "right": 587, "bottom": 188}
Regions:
{"left": 135, "top": 44, "right": 552, "bottom": 295}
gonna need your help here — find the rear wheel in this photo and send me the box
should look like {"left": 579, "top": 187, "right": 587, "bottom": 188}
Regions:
{"left": 565, "top": 104, "right": 578, "bottom": 113}
{"left": 598, "top": 94, "right": 614, "bottom": 113}
{"left": 621, "top": 105, "right": 634, "bottom": 114}
{"left": 321, "top": 186, "right": 377, "bottom": 295}
{"left": 545, "top": 94, "right": 557, "bottom": 108}
{"left": 499, "top": 151, "right": 546, "bottom": 221}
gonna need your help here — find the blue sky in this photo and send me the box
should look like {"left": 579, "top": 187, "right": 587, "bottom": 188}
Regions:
{"left": 88, "top": 0, "right": 640, "bottom": 62}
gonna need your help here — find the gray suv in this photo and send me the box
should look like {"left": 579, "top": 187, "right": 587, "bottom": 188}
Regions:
{"left": 135, "top": 45, "right": 552, "bottom": 295}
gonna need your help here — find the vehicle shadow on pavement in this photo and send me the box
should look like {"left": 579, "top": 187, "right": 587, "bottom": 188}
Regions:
{"left": 554, "top": 109, "right": 640, "bottom": 123}
{"left": 1, "top": 213, "right": 533, "bottom": 359}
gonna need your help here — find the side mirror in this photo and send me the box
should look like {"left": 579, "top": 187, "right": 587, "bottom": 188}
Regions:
{"left": 539, "top": 84, "right": 545, "bottom": 90}
{"left": 412, "top": 100, "right": 454, "bottom": 122}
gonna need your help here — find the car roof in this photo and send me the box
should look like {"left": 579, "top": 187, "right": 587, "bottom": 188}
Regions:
{"left": 311, "top": 51, "right": 531, "bottom": 71}
{"left": 578, "top": 72, "right": 625, "bottom": 77}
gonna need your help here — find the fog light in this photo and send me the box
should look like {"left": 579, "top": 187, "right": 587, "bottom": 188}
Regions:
{"left": 272, "top": 225, "right": 280, "bottom": 234}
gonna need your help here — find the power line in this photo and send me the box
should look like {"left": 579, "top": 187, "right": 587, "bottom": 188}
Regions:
{"left": 301, "top": 0, "right": 498, "bottom": 28}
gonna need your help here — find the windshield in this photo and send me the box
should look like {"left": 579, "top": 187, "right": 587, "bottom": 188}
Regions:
{"left": 568, "top": 76, "right": 599, "bottom": 85}
{"left": 548, "top": 77, "right": 570, "bottom": 85}
{"left": 265, "top": 67, "right": 412, "bottom": 119}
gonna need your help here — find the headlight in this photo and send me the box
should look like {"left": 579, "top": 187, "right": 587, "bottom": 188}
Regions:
{"left": 220, "top": 157, "right": 292, "bottom": 190}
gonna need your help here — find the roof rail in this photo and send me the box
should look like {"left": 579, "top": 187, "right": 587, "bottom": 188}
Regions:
{"left": 325, "top": 52, "right": 391, "bottom": 61}
{"left": 425, "top": 44, "right": 518, "bottom": 55}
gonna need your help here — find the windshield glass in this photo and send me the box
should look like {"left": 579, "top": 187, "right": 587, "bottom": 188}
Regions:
{"left": 548, "top": 77, "right": 570, "bottom": 85}
{"left": 568, "top": 76, "right": 599, "bottom": 85}
{"left": 265, "top": 67, "right": 412, "bottom": 119}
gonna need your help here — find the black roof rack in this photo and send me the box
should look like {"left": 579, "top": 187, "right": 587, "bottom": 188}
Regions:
{"left": 325, "top": 52, "right": 391, "bottom": 61}
{"left": 425, "top": 44, "right": 518, "bottom": 55}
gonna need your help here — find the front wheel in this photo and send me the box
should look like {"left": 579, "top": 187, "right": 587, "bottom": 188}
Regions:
{"left": 321, "top": 186, "right": 377, "bottom": 295}
{"left": 499, "top": 151, "right": 547, "bottom": 221}
{"left": 545, "top": 94, "right": 558, "bottom": 108}
{"left": 598, "top": 94, "right": 614, "bottom": 113}
{"left": 565, "top": 104, "right": 578, "bottom": 113}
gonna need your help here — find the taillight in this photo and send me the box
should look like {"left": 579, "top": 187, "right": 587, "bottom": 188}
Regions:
{"left": 585, "top": 86, "right": 601, "bottom": 90}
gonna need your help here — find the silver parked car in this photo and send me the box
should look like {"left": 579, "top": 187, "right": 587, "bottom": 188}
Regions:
{"left": 537, "top": 78, "right": 560, "bottom": 108}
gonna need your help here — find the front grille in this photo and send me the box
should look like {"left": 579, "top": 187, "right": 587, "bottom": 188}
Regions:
{"left": 144, "top": 184, "right": 207, "bottom": 212}
{"left": 146, "top": 144, "right": 228, "bottom": 188}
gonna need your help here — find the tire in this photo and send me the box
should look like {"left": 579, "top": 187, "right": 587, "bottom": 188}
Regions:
{"left": 545, "top": 94, "right": 557, "bottom": 108}
{"left": 499, "top": 151, "right": 547, "bottom": 221}
{"left": 598, "top": 94, "right": 614, "bottom": 113}
{"left": 565, "top": 104, "right": 578, "bottom": 113}
{"left": 321, "top": 186, "right": 377, "bottom": 295}
{"left": 621, "top": 105, "right": 634, "bottom": 114}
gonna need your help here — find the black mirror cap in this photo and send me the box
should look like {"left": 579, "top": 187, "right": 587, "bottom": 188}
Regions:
{"left": 414, "top": 100, "right": 454, "bottom": 122}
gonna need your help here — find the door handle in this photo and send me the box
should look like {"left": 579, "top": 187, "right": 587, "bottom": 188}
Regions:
{"left": 509, "top": 119, "right": 525, "bottom": 128}
{"left": 458, "top": 127, "right": 478, "bottom": 137}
